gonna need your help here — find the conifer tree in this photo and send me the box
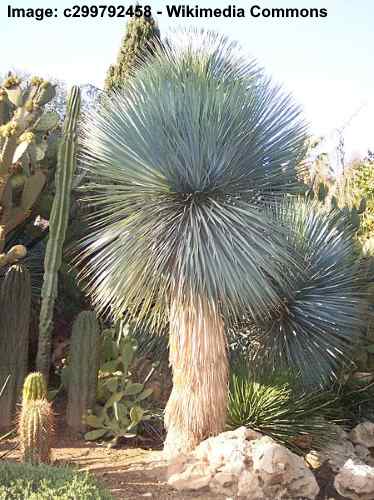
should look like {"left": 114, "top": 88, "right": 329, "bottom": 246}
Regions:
{"left": 105, "top": 13, "right": 160, "bottom": 91}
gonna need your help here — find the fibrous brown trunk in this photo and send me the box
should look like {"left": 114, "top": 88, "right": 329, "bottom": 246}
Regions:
{"left": 164, "top": 295, "right": 228, "bottom": 458}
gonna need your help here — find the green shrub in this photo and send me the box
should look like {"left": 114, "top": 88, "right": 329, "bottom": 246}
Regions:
{"left": 227, "top": 363, "right": 341, "bottom": 454}
{"left": 335, "top": 375, "right": 374, "bottom": 426}
{"left": 0, "top": 462, "right": 112, "bottom": 499}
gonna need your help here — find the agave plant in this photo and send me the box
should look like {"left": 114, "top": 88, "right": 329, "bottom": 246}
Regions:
{"left": 75, "top": 29, "right": 364, "bottom": 456}
{"left": 227, "top": 362, "right": 341, "bottom": 454}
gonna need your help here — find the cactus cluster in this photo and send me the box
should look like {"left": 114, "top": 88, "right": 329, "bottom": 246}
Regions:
{"left": 0, "top": 264, "right": 31, "bottom": 429}
{"left": 0, "top": 74, "right": 59, "bottom": 267}
{"left": 36, "top": 86, "right": 80, "bottom": 380}
{"left": 18, "top": 372, "right": 53, "bottom": 464}
{"left": 66, "top": 311, "right": 101, "bottom": 432}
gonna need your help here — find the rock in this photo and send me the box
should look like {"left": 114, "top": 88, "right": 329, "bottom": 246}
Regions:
{"left": 237, "top": 470, "right": 263, "bottom": 498}
{"left": 168, "top": 462, "right": 213, "bottom": 491}
{"left": 167, "top": 427, "right": 319, "bottom": 499}
{"left": 323, "top": 433, "right": 356, "bottom": 472}
{"left": 355, "top": 444, "right": 370, "bottom": 462}
{"left": 350, "top": 422, "right": 374, "bottom": 448}
{"left": 249, "top": 436, "right": 319, "bottom": 499}
{"left": 334, "top": 458, "right": 374, "bottom": 499}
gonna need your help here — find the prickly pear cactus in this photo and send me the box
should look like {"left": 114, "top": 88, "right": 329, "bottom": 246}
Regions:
{"left": 19, "top": 399, "right": 54, "bottom": 464}
{"left": 0, "top": 74, "right": 58, "bottom": 266}
{"left": 0, "top": 264, "right": 31, "bottom": 429}
{"left": 66, "top": 311, "right": 101, "bottom": 432}
{"left": 37, "top": 86, "right": 81, "bottom": 380}
{"left": 22, "top": 372, "right": 47, "bottom": 404}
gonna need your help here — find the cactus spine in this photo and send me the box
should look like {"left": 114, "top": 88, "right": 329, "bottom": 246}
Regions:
{"left": 37, "top": 86, "right": 81, "bottom": 380}
{"left": 66, "top": 311, "right": 101, "bottom": 432}
{"left": 19, "top": 399, "right": 54, "bottom": 464}
{"left": 0, "top": 264, "right": 31, "bottom": 429}
{"left": 22, "top": 372, "right": 47, "bottom": 404}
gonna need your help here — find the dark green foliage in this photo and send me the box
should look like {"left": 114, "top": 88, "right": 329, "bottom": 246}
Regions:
{"left": 0, "top": 264, "right": 31, "bottom": 428}
{"left": 105, "top": 14, "right": 160, "bottom": 91}
{"left": 0, "top": 462, "right": 113, "bottom": 499}
{"left": 66, "top": 311, "right": 101, "bottom": 432}
{"left": 121, "top": 319, "right": 169, "bottom": 361}
{"left": 227, "top": 363, "right": 341, "bottom": 454}
{"left": 334, "top": 375, "right": 374, "bottom": 426}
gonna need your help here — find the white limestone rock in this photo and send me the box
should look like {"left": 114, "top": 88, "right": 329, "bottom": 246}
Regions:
{"left": 350, "top": 422, "right": 374, "bottom": 448}
{"left": 167, "top": 427, "right": 319, "bottom": 499}
{"left": 334, "top": 458, "right": 374, "bottom": 500}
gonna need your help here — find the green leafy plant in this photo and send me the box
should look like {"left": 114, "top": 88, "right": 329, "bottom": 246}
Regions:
{"left": 0, "top": 462, "right": 113, "bottom": 499}
{"left": 334, "top": 373, "right": 374, "bottom": 426}
{"left": 227, "top": 363, "right": 341, "bottom": 454}
{"left": 83, "top": 330, "right": 155, "bottom": 444}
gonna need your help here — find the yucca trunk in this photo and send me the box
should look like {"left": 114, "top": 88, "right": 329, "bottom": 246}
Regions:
{"left": 164, "top": 295, "right": 228, "bottom": 458}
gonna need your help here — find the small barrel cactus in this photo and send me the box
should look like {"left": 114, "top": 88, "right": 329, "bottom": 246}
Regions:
{"left": 22, "top": 372, "right": 47, "bottom": 404}
{"left": 66, "top": 311, "right": 101, "bottom": 432}
{"left": 19, "top": 399, "right": 54, "bottom": 464}
{"left": 0, "top": 264, "right": 31, "bottom": 429}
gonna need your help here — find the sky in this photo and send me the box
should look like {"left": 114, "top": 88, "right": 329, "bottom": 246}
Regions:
{"left": 1, "top": 0, "right": 373, "bottom": 163}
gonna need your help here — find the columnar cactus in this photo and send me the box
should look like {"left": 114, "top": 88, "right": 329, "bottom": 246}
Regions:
{"left": 0, "top": 75, "right": 58, "bottom": 264}
{"left": 0, "top": 264, "right": 31, "bottom": 429}
{"left": 22, "top": 372, "right": 47, "bottom": 404}
{"left": 37, "top": 86, "right": 81, "bottom": 380}
{"left": 66, "top": 311, "right": 101, "bottom": 432}
{"left": 19, "top": 399, "right": 54, "bottom": 464}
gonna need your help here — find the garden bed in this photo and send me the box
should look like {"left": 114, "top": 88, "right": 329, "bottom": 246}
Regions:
{"left": 0, "top": 426, "right": 347, "bottom": 499}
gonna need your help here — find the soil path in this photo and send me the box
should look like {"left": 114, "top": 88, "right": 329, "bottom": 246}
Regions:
{"left": 1, "top": 433, "right": 224, "bottom": 500}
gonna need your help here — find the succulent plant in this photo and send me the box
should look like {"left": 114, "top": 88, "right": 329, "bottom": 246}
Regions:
{"left": 22, "top": 372, "right": 47, "bottom": 404}
{"left": 18, "top": 398, "right": 54, "bottom": 464}
{"left": 37, "top": 86, "right": 81, "bottom": 380}
{"left": 0, "top": 74, "right": 58, "bottom": 267}
{"left": 0, "top": 264, "right": 31, "bottom": 429}
{"left": 84, "top": 331, "right": 155, "bottom": 444}
{"left": 66, "top": 311, "right": 101, "bottom": 432}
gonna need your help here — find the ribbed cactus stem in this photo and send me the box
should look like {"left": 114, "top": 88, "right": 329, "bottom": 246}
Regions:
{"left": 19, "top": 399, "right": 54, "bottom": 464}
{"left": 66, "top": 311, "right": 101, "bottom": 432}
{"left": 22, "top": 372, "right": 47, "bottom": 404}
{"left": 0, "top": 264, "right": 31, "bottom": 429}
{"left": 36, "top": 86, "right": 81, "bottom": 381}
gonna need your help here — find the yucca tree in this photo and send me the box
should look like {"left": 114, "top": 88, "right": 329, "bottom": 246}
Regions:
{"left": 250, "top": 197, "right": 364, "bottom": 385}
{"left": 76, "top": 30, "right": 324, "bottom": 456}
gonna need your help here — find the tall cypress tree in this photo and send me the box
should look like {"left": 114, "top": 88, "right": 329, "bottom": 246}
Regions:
{"left": 105, "top": 14, "right": 160, "bottom": 91}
